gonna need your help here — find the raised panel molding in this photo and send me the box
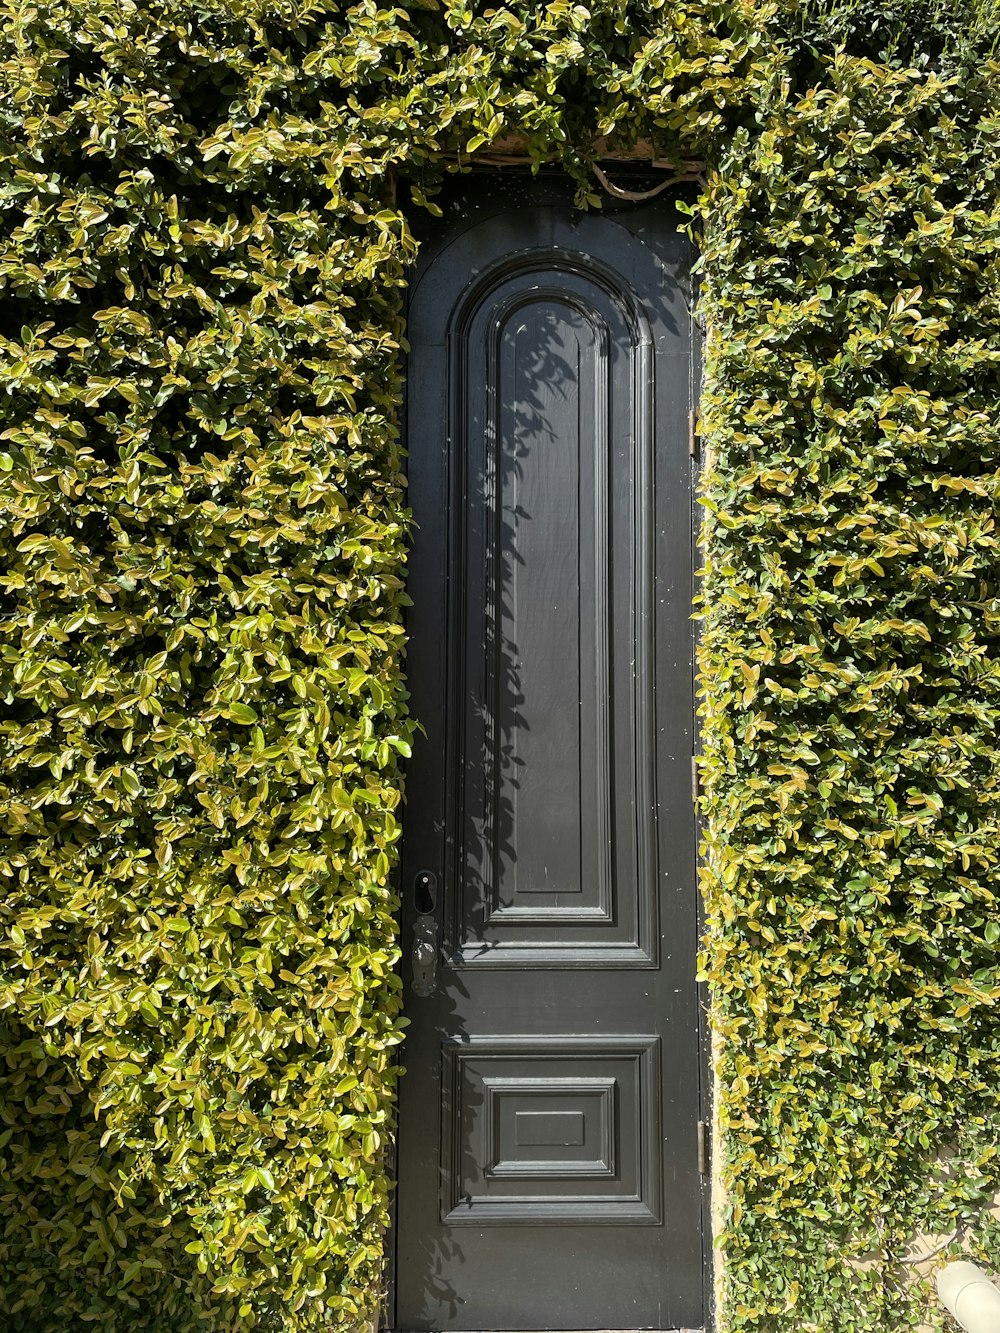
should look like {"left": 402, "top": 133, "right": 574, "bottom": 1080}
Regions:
{"left": 446, "top": 256, "right": 657, "bottom": 969}
{"left": 485, "top": 1075, "right": 616, "bottom": 1179}
{"left": 440, "top": 1035, "right": 662, "bottom": 1224}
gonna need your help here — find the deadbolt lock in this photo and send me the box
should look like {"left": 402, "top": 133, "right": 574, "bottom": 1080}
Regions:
{"left": 411, "top": 871, "right": 440, "bottom": 998}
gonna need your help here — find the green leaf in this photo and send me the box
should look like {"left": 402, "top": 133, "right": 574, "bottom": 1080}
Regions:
{"left": 227, "top": 703, "right": 259, "bottom": 724}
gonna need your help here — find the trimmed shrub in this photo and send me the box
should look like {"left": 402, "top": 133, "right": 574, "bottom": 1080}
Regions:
{"left": 0, "top": 1, "right": 413, "bottom": 1325}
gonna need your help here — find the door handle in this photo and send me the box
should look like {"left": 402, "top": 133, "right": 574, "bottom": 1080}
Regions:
{"left": 411, "top": 871, "right": 439, "bottom": 998}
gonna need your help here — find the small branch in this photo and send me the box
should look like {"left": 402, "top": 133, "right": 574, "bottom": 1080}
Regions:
{"left": 893, "top": 1223, "right": 967, "bottom": 1268}
{"left": 593, "top": 160, "right": 706, "bottom": 201}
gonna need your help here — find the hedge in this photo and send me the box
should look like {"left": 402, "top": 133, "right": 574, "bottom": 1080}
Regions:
{"left": 0, "top": 0, "right": 999, "bottom": 1329}
{"left": 696, "top": 51, "right": 1000, "bottom": 1330}
{"left": 0, "top": 2, "right": 414, "bottom": 1325}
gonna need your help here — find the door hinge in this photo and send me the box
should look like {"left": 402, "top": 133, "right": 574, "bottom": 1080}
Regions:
{"left": 698, "top": 1120, "right": 710, "bottom": 1176}
{"left": 688, "top": 408, "right": 700, "bottom": 459}
{"left": 691, "top": 755, "right": 700, "bottom": 805}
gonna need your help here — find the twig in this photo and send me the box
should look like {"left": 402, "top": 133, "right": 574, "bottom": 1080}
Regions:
{"left": 894, "top": 1223, "right": 967, "bottom": 1268}
{"left": 593, "top": 160, "right": 706, "bottom": 201}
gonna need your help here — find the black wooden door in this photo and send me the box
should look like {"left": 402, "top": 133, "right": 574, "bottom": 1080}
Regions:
{"left": 395, "top": 176, "right": 703, "bottom": 1333}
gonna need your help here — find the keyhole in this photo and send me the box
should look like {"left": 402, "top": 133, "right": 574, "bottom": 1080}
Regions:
{"left": 414, "top": 871, "right": 436, "bottom": 916}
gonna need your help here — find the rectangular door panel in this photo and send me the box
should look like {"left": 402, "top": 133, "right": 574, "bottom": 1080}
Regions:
{"left": 441, "top": 1036, "right": 661, "bottom": 1224}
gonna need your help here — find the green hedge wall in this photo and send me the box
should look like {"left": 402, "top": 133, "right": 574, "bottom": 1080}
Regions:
{"left": 697, "top": 54, "right": 1000, "bottom": 1330}
{"left": 0, "top": 2, "right": 415, "bottom": 1325}
{"left": 0, "top": 0, "right": 998, "bottom": 1329}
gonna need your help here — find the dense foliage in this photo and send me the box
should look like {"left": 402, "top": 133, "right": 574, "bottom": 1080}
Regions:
{"left": 0, "top": 1, "right": 415, "bottom": 1326}
{"left": 696, "top": 54, "right": 1000, "bottom": 1331}
{"left": 796, "top": 0, "right": 1000, "bottom": 66}
{"left": 0, "top": 0, "right": 997, "bottom": 1328}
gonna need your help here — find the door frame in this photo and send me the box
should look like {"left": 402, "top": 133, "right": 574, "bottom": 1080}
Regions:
{"left": 386, "top": 163, "right": 715, "bottom": 1333}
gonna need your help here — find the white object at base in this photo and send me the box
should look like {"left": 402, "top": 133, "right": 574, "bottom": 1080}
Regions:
{"left": 937, "top": 1262, "right": 1000, "bottom": 1332}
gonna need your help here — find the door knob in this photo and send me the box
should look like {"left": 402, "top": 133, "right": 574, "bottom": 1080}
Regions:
{"left": 411, "top": 871, "right": 440, "bottom": 998}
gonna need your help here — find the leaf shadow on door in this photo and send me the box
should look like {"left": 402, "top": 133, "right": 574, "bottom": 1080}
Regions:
{"left": 407, "top": 297, "right": 589, "bottom": 1317}
{"left": 460, "top": 292, "right": 598, "bottom": 953}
